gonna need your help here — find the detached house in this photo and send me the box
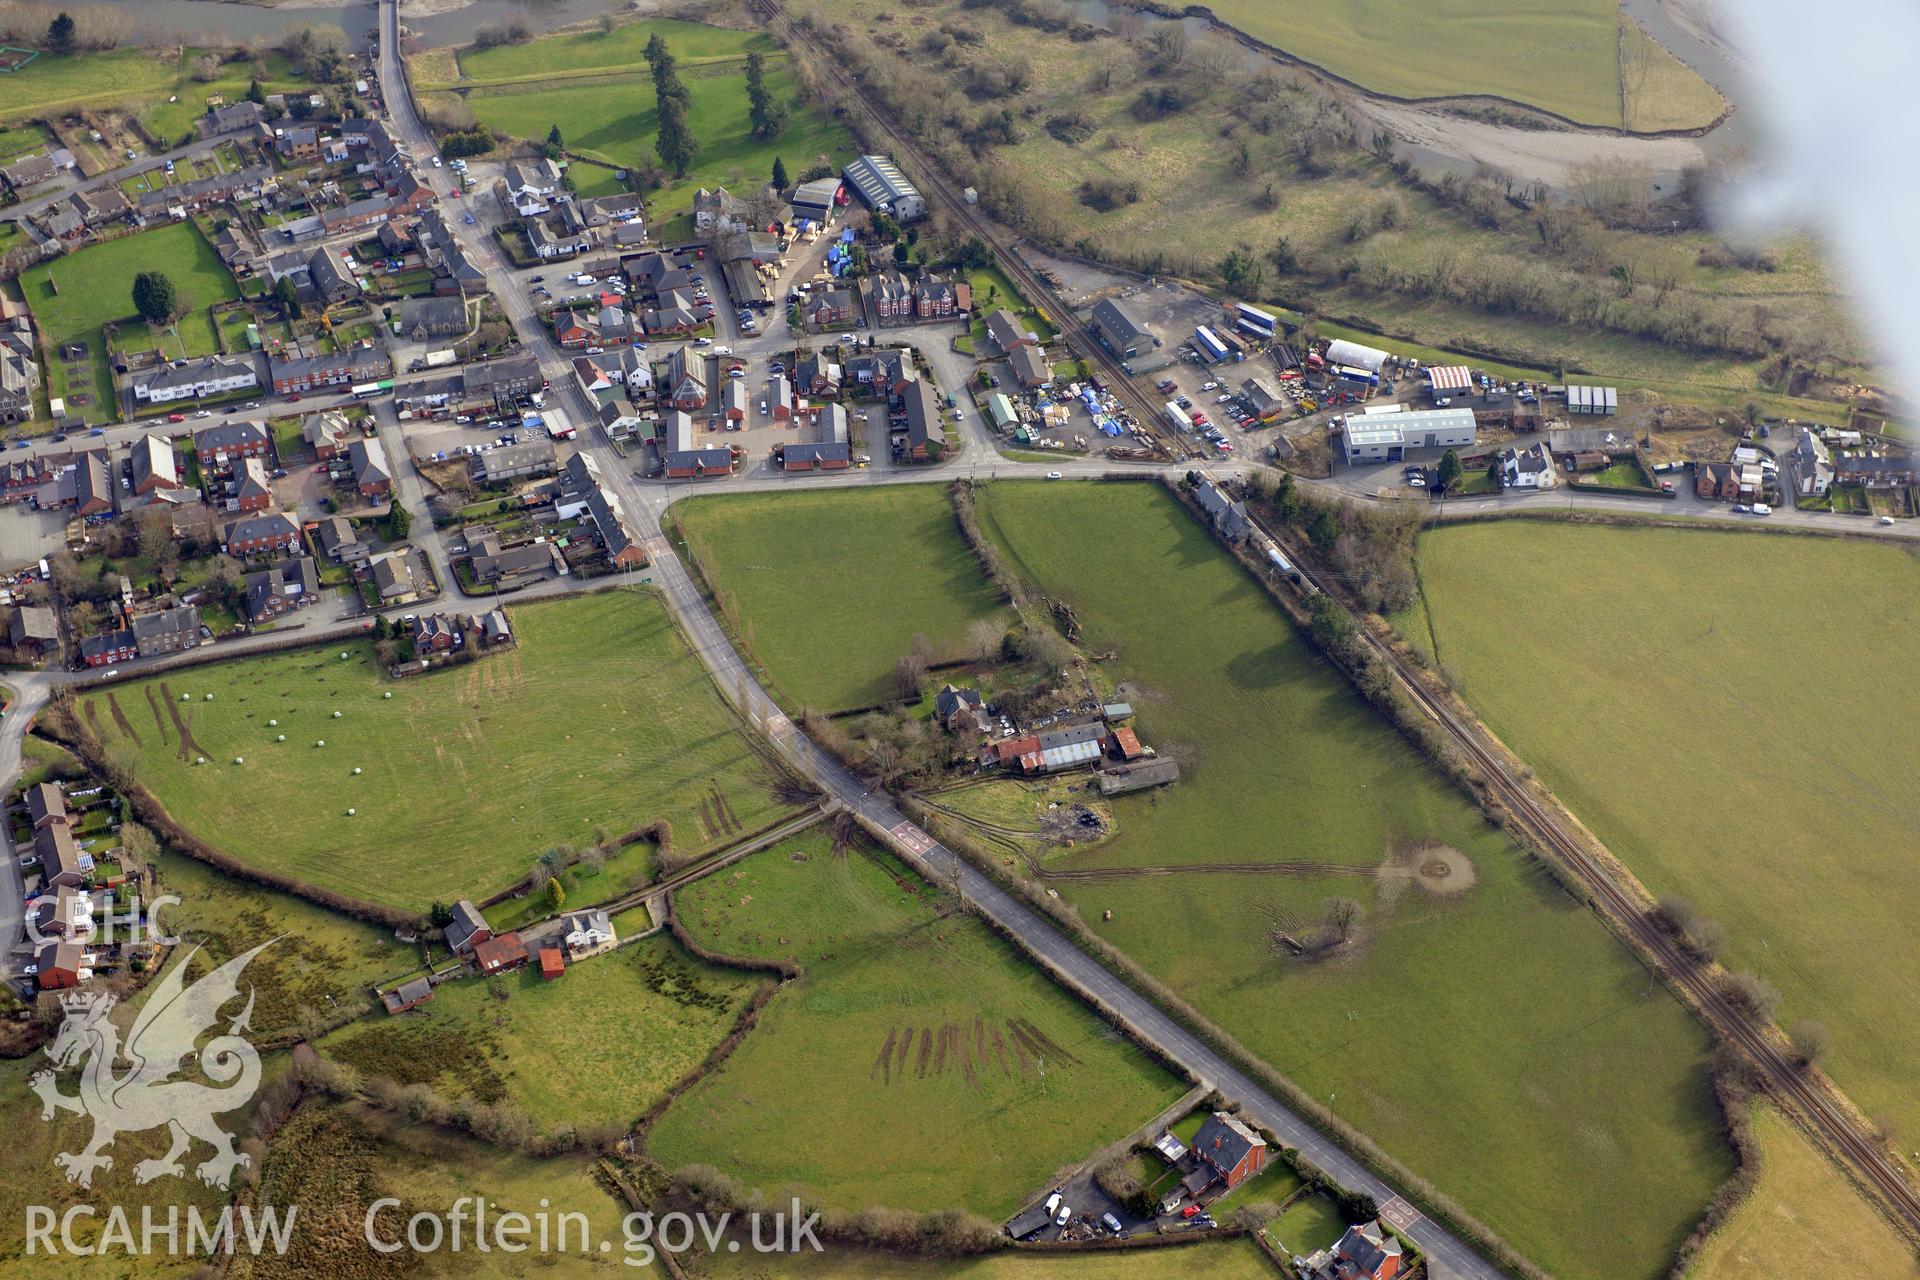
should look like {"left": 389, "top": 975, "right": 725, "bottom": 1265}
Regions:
{"left": 1187, "top": 1111, "right": 1267, "bottom": 1195}
{"left": 129, "top": 434, "right": 179, "bottom": 495}
{"left": 347, "top": 437, "right": 392, "bottom": 499}
{"left": 934, "top": 683, "right": 992, "bottom": 735}
{"left": 692, "top": 186, "right": 752, "bottom": 234}
{"left": 1500, "top": 443, "right": 1556, "bottom": 490}
{"left": 303, "top": 410, "right": 352, "bottom": 460}
{"left": 244, "top": 557, "right": 319, "bottom": 623}
{"left": 1301, "top": 1220, "right": 1404, "bottom": 1280}
{"left": 444, "top": 900, "right": 491, "bottom": 954}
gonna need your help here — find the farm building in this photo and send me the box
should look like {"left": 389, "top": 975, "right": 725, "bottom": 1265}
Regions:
{"left": 472, "top": 931, "right": 528, "bottom": 976}
{"left": 381, "top": 978, "right": 434, "bottom": 1014}
{"left": 1340, "top": 407, "right": 1477, "bottom": 463}
{"left": 1425, "top": 365, "right": 1472, "bottom": 398}
{"left": 444, "top": 900, "right": 491, "bottom": 954}
{"left": 1324, "top": 339, "right": 1389, "bottom": 374}
{"left": 1089, "top": 298, "right": 1155, "bottom": 360}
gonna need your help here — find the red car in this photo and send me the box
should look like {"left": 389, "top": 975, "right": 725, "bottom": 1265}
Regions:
{"left": 167, "top": 412, "right": 186, "bottom": 423}
{"left": 287, "top": 394, "right": 302, "bottom": 402}
{"left": 1181, "top": 1205, "right": 1200, "bottom": 1220}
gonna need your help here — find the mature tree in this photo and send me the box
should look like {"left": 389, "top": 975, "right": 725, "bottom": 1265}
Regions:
{"left": 770, "top": 154, "right": 788, "bottom": 192}
{"left": 247, "top": 78, "right": 266, "bottom": 105}
{"left": 275, "top": 275, "right": 302, "bottom": 320}
{"left": 47, "top": 12, "right": 76, "bottom": 55}
{"left": 137, "top": 507, "right": 178, "bottom": 578}
{"left": 386, "top": 501, "right": 411, "bottom": 542}
{"left": 544, "top": 878, "right": 566, "bottom": 912}
{"left": 1268, "top": 235, "right": 1298, "bottom": 274}
{"left": 744, "top": 50, "right": 787, "bottom": 140}
{"left": 1788, "top": 1020, "right": 1831, "bottom": 1068}
{"left": 1436, "top": 449, "right": 1463, "bottom": 493}
{"left": 1218, "top": 248, "right": 1264, "bottom": 299}
{"left": 544, "top": 123, "right": 564, "bottom": 158}
{"left": 654, "top": 97, "right": 699, "bottom": 178}
{"left": 131, "top": 271, "right": 176, "bottom": 325}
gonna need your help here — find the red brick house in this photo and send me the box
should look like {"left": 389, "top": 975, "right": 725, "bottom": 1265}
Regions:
{"left": 78, "top": 630, "right": 136, "bottom": 668}
{"left": 472, "top": 931, "right": 528, "bottom": 976}
{"left": 1190, "top": 1111, "right": 1267, "bottom": 1193}
{"left": 805, "top": 289, "right": 854, "bottom": 328}
{"left": 36, "top": 940, "right": 83, "bottom": 990}
{"left": 193, "top": 421, "right": 271, "bottom": 469}
{"left": 231, "top": 457, "right": 273, "bottom": 512}
{"left": 1311, "top": 1220, "right": 1404, "bottom": 1280}
{"left": 663, "top": 347, "right": 708, "bottom": 411}
{"left": 224, "top": 512, "right": 302, "bottom": 557}
{"left": 1694, "top": 461, "right": 1740, "bottom": 502}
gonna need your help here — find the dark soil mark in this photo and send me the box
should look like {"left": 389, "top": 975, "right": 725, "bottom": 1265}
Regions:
{"left": 990, "top": 1023, "right": 1009, "bottom": 1076}
{"left": 159, "top": 683, "right": 204, "bottom": 762}
{"left": 143, "top": 686, "right": 168, "bottom": 744}
{"left": 915, "top": 1027, "right": 932, "bottom": 1079}
{"left": 82, "top": 699, "right": 103, "bottom": 740}
{"left": 1015, "top": 1018, "right": 1080, "bottom": 1066}
{"left": 710, "top": 785, "right": 741, "bottom": 835}
{"left": 697, "top": 795, "right": 718, "bottom": 840}
{"left": 873, "top": 1028, "right": 897, "bottom": 1084}
{"left": 894, "top": 1026, "right": 912, "bottom": 1078}
{"left": 1005, "top": 1022, "right": 1032, "bottom": 1078}
{"left": 934, "top": 1024, "right": 949, "bottom": 1076}
{"left": 106, "top": 692, "right": 139, "bottom": 745}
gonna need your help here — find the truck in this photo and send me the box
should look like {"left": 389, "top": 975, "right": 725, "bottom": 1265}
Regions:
{"left": 1163, "top": 401, "right": 1190, "bottom": 434}
{"left": 423, "top": 349, "right": 456, "bottom": 370}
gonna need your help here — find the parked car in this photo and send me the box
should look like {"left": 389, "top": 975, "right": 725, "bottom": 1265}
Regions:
{"left": 167, "top": 413, "right": 186, "bottom": 423}
{"left": 1100, "top": 1213, "right": 1123, "bottom": 1235}
{"left": 1434, "top": 397, "right": 1452, "bottom": 407}
{"left": 1053, "top": 1205, "right": 1071, "bottom": 1228}
{"left": 529, "top": 275, "right": 545, "bottom": 283}
{"left": 1046, "top": 470, "right": 1063, "bottom": 480}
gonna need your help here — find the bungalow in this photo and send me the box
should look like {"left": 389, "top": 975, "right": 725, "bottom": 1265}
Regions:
{"left": 985, "top": 308, "right": 1033, "bottom": 353}
{"left": 381, "top": 977, "right": 435, "bottom": 1015}
{"left": 25, "top": 781, "right": 67, "bottom": 830}
{"left": 1189, "top": 1111, "right": 1267, "bottom": 1193}
{"left": 1500, "top": 443, "right": 1556, "bottom": 490}
{"left": 397, "top": 295, "right": 468, "bottom": 341}
{"left": 130, "top": 606, "right": 201, "bottom": 659}
{"left": 8, "top": 605, "right": 57, "bottom": 657}
{"left": 1008, "top": 343, "right": 1051, "bottom": 390}
{"left": 243, "top": 557, "right": 319, "bottom": 623}
{"left": 934, "top": 683, "right": 991, "bottom": 735}
{"left": 563, "top": 909, "right": 617, "bottom": 960}
{"left": 314, "top": 513, "right": 370, "bottom": 564}
{"left": 270, "top": 346, "right": 390, "bottom": 395}
{"left": 469, "top": 535, "right": 562, "bottom": 585}
{"left": 229, "top": 456, "right": 273, "bottom": 512}
{"left": 0, "top": 152, "right": 58, "bottom": 194}
{"left": 347, "top": 437, "right": 392, "bottom": 499}
{"left": 779, "top": 440, "right": 852, "bottom": 471}
{"left": 35, "top": 822, "right": 87, "bottom": 886}
{"left": 471, "top": 931, "right": 527, "bottom": 976}
{"left": 78, "top": 629, "right": 136, "bottom": 668}
{"left": 769, "top": 373, "right": 793, "bottom": 420}
{"left": 444, "top": 900, "right": 491, "bottom": 954}
{"left": 133, "top": 355, "right": 258, "bottom": 405}
{"left": 722, "top": 378, "right": 749, "bottom": 422}
{"left": 225, "top": 511, "right": 303, "bottom": 557}
{"left": 212, "top": 223, "right": 259, "bottom": 271}
{"left": 36, "top": 940, "right": 85, "bottom": 990}
{"left": 194, "top": 420, "right": 272, "bottom": 469}
{"left": 369, "top": 552, "right": 416, "bottom": 601}
{"left": 303, "top": 410, "right": 352, "bottom": 460}
{"left": 129, "top": 434, "right": 179, "bottom": 495}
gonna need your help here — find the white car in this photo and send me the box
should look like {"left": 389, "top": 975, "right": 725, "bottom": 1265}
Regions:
{"left": 1201, "top": 381, "right": 1220, "bottom": 391}
{"left": 1880, "top": 515, "right": 1896, "bottom": 525}
{"left": 714, "top": 345, "right": 733, "bottom": 356}
{"left": 1053, "top": 1205, "right": 1071, "bottom": 1228}
{"left": 694, "top": 337, "right": 713, "bottom": 347}
{"left": 1046, "top": 470, "right": 1063, "bottom": 480}
{"left": 1434, "top": 397, "right": 1452, "bottom": 407}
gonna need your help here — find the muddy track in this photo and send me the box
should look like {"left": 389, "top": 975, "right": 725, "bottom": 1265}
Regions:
{"left": 873, "top": 1027, "right": 896, "bottom": 1084}
{"left": 143, "top": 686, "right": 169, "bottom": 745}
{"left": 81, "top": 698, "right": 103, "bottom": 741}
{"left": 894, "top": 1025, "right": 912, "bottom": 1079}
{"left": 158, "top": 682, "right": 204, "bottom": 762}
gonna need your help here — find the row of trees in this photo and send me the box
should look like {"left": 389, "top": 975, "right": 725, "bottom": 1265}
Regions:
{"left": 645, "top": 33, "right": 699, "bottom": 178}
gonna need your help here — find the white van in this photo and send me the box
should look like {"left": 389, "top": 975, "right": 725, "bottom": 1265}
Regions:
{"left": 1043, "top": 1192, "right": 1062, "bottom": 1217}
{"left": 1750, "top": 503, "right": 1772, "bottom": 516}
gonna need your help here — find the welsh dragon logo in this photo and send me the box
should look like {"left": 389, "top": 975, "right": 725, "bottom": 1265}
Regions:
{"left": 30, "top": 940, "right": 274, "bottom": 1190}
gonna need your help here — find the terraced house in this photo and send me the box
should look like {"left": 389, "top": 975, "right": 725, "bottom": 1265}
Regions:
{"left": 132, "top": 355, "right": 259, "bottom": 405}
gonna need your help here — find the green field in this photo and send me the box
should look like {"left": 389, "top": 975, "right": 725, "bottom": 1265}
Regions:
{"left": 688, "top": 1237, "right": 1281, "bottom": 1278}
{"left": 970, "top": 482, "right": 1728, "bottom": 1280}
{"left": 21, "top": 221, "right": 239, "bottom": 413}
{"left": 0, "top": 47, "right": 306, "bottom": 139}
{"left": 648, "top": 827, "right": 1183, "bottom": 1219}
{"left": 1686, "top": 1106, "right": 1916, "bottom": 1280}
{"left": 78, "top": 591, "right": 793, "bottom": 912}
{"left": 320, "top": 933, "right": 760, "bottom": 1131}
{"left": 1205, "top": 0, "right": 1720, "bottom": 131}
{"left": 440, "top": 19, "right": 855, "bottom": 229}
{"left": 676, "top": 486, "right": 1009, "bottom": 713}
{"left": 1406, "top": 521, "right": 1920, "bottom": 1145}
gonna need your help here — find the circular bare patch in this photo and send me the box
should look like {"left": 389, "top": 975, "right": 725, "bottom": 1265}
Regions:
{"left": 1412, "top": 844, "right": 1476, "bottom": 896}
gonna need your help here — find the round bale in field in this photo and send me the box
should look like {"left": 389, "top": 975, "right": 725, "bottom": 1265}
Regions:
{"left": 233, "top": 757, "right": 243, "bottom": 765}
{"left": 269, "top": 719, "right": 278, "bottom": 726}
{"left": 276, "top": 735, "right": 285, "bottom": 742}
{"left": 346, "top": 808, "right": 356, "bottom": 816}
{"left": 195, "top": 756, "right": 205, "bottom": 765}
{"left": 316, "top": 740, "right": 326, "bottom": 747}
{"left": 205, "top": 694, "right": 213, "bottom": 701}
{"left": 332, "top": 710, "right": 342, "bottom": 718}
{"left": 352, "top": 766, "right": 362, "bottom": 776}
{"left": 382, "top": 692, "right": 392, "bottom": 700}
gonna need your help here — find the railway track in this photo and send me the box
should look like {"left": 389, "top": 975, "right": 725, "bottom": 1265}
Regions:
{"left": 757, "top": 0, "right": 1920, "bottom": 1244}
{"left": 1238, "top": 499, "right": 1920, "bottom": 1235}
{"left": 747, "top": 0, "right": 1195, "bottom": 459}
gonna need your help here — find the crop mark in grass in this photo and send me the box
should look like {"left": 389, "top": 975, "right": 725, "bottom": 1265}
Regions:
{"left": 106, "top": 692, "right": 138, "bottom": 745}
{"left": 143, "top": 686, "right": 168, "bottom": 744}
{"left": 1014, "top": 1018, "right": 1080, "bottom": 1067}
{"left": 1005, "top": 1021, "right": 1032, "bottom": 1079}
{"left": 990, "top": 1022, "right": 1009, "bottom": 1076}
{"left": 934, "top": 1023, "right": 949, "bottom": 1076}
{"left": 696, "top": 795, "right": 718, "bottom": 841}
{"left": 915, "top": 1026, "right": 932, "bottom": 1079}
{"left": 873, "top": 1027, "right": 896, "bottom": 1084}
{"left": 158, "top": 682, "right": 204, "bottom": 762}
{"left": 894, "top": 1025, "right": 912, "bottom": 1078}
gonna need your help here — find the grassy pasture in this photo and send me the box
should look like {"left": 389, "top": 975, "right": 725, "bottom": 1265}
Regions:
{"left": 0, "top": 47, "right": 306, "bottom": 138}
{"left": 21, "top": 221, "right": 238, "bottom": 411}
{"left": 676, "top": 486, "right": 1009, "bottom": 714}
{"left": 1206, "top": 0, "right": 1719, "bottom": 131}
{"left": 647, "top": 827, "right": 1184, "bottom": 1219}
{"left": 1406, "top": 521, "right": 1920, "bottom": 1145}
{"left": 970, "top": 481, "right": 1728, "bottom": 1280}
{"left": 450, "top": 19, "right": 853, "bottom": 230}
{"left": 687, "top": 1237, "right": 1282, "bottom": 1278}
{"left": 1686, "top": 1105, "right": 1917, "bottom": 1280}
{"left": 319, "top": 933, "right": 759, "bottom": 1132}
{"left": 78, "top": 591, "right": 792, "bottom": 912}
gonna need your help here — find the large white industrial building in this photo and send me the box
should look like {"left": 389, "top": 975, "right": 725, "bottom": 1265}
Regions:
{"left": 1340, "top": 406, "right": 1478, "bottom": 463}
